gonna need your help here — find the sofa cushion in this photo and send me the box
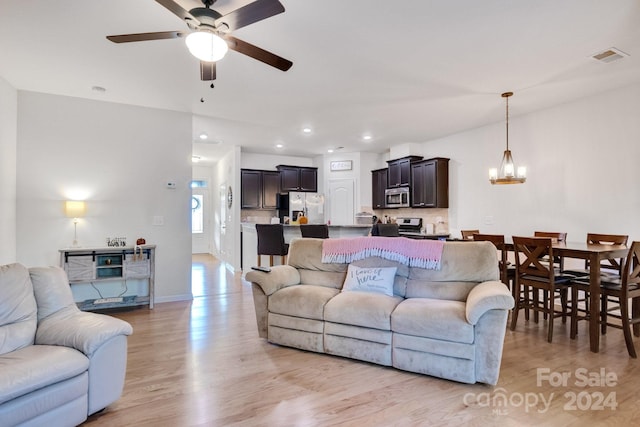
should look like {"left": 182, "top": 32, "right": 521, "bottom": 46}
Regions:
{"left": 0, "top": 344, "right": 89, "bottom": 405}
{"left": 392, "top": 298, "right": 474, "bottom": 344}
{"left": 29, "top": 266, "right": 77, "bottom": 322}
{"left": 287, "top": 238, "right": 348, "bottom": 274}
{"left": 342, "top": 265, "right": 397, "bottom": 296}
{"left": 269, "top": 285, "right": 339, "bottom": 320}
{"left": 298, "top": 270, "right": 347, "bottom": 290}
{"left": 0, "top": 263, "right": 38, "bottom": 355}
{"left": 324, "top": 291, "right": 404, "bottom": 330}
{"left": 405, "top": 242, "right": 499, "bottom": 300}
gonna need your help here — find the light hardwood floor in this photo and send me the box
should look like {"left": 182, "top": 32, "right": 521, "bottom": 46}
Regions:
{"left": 83, "top": 255, "right": 640, "bottom": 426}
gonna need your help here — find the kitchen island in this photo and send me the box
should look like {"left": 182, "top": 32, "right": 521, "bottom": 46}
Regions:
{"left": 241, "top": 223, "right": 372, "bottom": 272}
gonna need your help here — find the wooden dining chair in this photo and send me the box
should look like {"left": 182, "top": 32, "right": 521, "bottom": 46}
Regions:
{"left": 572, "top": 241, "right": 640, "bottom": 357}
{"left": 564, "top": 233, "right": 629, "bottom": 277}
{"left": 510, "top": 236, "right": 575, "bottom": 343}
{"left": 472, "top": 233, "right": 515, "bottom": 291}
{"left": 534, "top": 231, "right": 568, "bottom": 271}
{"left": 461, "top": 229, "right": 479, "bottom": 240}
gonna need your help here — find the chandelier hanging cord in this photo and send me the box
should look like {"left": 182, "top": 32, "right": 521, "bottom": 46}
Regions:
{"left": 502, "top": 91, "right": 513, "bottom": 151}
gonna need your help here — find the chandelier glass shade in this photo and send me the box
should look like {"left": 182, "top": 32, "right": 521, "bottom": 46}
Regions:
{"left": 489, "top": 92, "right": 526, "bottom": 184}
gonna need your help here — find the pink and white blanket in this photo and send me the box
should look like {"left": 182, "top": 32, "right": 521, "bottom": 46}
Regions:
{"left": 321, "top": 236, "right": 444, "bottom": 270}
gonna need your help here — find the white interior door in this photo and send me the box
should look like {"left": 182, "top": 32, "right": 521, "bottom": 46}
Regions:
{"left": 328, "top": 179, "right": 355, "bottom": 225}
{"left": 191, "top": 186, "right": 210, "bottom": 254}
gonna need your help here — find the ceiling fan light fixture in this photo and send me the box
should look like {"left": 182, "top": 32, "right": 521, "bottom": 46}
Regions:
{"left": 185, "top": 31, "right": 228, "bottom": 62}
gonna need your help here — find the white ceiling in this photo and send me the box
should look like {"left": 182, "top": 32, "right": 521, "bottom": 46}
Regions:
{"left": 1, "top": 0, "right": 639, "bottom": 163}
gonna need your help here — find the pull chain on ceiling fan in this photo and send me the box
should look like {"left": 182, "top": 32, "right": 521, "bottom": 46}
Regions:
{"left": 106, "top": 0, "right": 293, "bottom": 81}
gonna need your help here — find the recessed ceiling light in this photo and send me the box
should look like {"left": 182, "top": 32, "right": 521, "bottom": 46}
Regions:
{"left": 199, "top": 133, "right": 208, "bottom": 140}
{"left": 327, "top": 149, "right": 334, "bottom": 153}
{"left": 275, "top": 143, "right": 284, "bottom": 148}
{"left": 302, "top": 127, "right": 312, "bottom": 134}
{"left": 363, "top": 134, "right": 372, "bottom": 141}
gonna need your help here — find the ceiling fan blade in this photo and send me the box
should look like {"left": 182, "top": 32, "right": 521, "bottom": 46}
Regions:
{"left": 200, "top": 61, "right": 216, "bottom": 81}
{"left": 226, "top": 36, "right": 292, "bottom": 71}
{"left": 107, "top": 31, "right": 184, "bottom": 43}
{"left": 216, "top": 0, "right": 285, "bottom": 32}
{"left": 155, "top": 0, "right": 200, "bottom": 26}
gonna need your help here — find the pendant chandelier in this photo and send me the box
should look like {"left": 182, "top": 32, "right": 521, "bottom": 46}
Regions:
{"left": 489, "top": 92, "right": 526, "bottom": 184}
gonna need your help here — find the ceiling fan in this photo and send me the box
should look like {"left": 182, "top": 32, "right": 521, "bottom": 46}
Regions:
{"left": 107, "top": 0, "right": 293, "bottom": 81}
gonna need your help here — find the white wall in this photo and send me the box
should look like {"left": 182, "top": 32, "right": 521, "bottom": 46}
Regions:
{"left": 416, "top": 82, "right": 640, "bottom": 241}
{"left": 213, "top": 146, "right": 241, "bottom": 271}
{"left": 16, "top": 92, "right": 193, "bottom": 303}
{"left": 0, "top": 77, "right": 17, "bottom": 264}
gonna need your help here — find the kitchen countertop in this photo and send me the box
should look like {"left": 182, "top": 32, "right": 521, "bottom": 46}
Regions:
{"left": 241, "top": 223, "right": 372, "bottom": 228}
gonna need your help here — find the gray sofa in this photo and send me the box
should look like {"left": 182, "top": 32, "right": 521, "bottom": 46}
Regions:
{"left": 0, "top": 263, "right": 133, "bottom": 427}
{"left": 246, "top": 238, "right": 514, "bottom": 385}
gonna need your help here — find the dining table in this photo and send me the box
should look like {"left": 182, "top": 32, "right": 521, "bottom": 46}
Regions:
{"left": 504, "top": 239, "right": 629, "bottom": 353}
{"left": 552, "top": 241, "right": 629, "bottom": 353}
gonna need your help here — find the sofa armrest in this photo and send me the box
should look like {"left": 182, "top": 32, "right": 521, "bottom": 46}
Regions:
{"left": 465, "top": 281, "right": 514, "bottom": 325}
{"left": 35, "top": 306, "right": 133, "bottom": 357}
{"left": 245, "top": 265, "right": 300, "bottom": 296}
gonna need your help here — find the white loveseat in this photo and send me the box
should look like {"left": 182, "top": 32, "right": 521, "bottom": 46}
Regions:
{"left": 246, "top": 238, "right": 514, "bottom": 385}
{"left": 0, "top": 263, "right": 133, "bottom": 427}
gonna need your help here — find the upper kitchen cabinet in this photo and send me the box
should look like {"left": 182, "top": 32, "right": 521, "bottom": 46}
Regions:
{"left": 261, "top": 171, "right": 281, "bottom": 209}
{"left": 241, "top": 169, "right": 281, "bottom": 209}
{"left": 277, "top": 165, "right": 318, "bottom": 192}
{"left": 410, "top": 158, "right": 449, "bottom": 208}
{"left": 386, "top": 156, "right": 423, "bottom": 187}
{"left": 371, "top": 168, "right": 388, "bottom": 209}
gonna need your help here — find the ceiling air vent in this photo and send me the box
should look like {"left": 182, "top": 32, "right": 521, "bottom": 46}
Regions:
{"left": 591, "top": 47, "right": 629, "bottom": 63}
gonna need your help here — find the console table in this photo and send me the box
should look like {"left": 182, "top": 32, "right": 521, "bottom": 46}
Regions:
{"left": 59, "top": 245, "right": 155, "bottom": 311}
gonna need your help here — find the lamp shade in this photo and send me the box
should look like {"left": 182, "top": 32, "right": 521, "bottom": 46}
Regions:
{"left": 185, "top": 31, "right": 228, "bottom": 62}
{"left": 64, "top": 200, "right": 86, "bottom": 218}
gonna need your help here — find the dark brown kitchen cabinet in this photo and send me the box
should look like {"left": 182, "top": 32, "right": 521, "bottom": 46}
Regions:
{"left": 241, "top": 169, "right": 262, "bottom": 209}
{"left": 371, "top": 168, "right": 388, "bottom": 209}
{"left": 241, "top": 169, "right": 281, "bottom": 209}
{"left": 387, "top": 156, "right": 423, "bottom": 187}
{"left": 276, "top": 165, "right": 317, "bottom": 192}
{"left": 410, "top": 157, "right": 449, "bottom": 208}
{"left": 261, "top": 171, "right": 280, "bottom": 209}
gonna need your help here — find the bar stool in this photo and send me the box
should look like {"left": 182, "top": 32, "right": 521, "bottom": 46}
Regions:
{"left": 300, "top": 224, "right": 329, "bottom": 239}
{"left": 374, "top": 223, "right": 399, "bottom": 237}
{"left": 256, "top": 224, "right": 289, "bottom": 267}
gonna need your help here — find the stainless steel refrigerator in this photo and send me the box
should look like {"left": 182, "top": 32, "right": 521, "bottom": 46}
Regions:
{"left": 289, "top": 191, "right": 325, "bottom": 224}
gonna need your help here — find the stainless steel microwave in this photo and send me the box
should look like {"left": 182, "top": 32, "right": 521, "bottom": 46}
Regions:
{"left": 384, "top": 187, "right": 410, "bottom": 208}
